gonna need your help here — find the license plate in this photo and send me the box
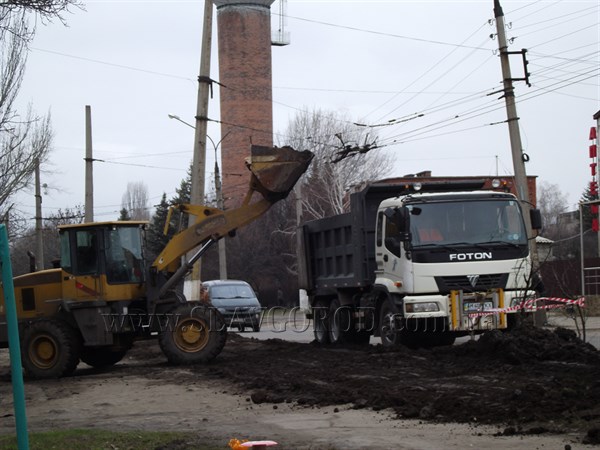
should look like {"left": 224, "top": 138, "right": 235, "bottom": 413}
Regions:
{"left": 463, "top": 301, "right": 494, "bottom": 313}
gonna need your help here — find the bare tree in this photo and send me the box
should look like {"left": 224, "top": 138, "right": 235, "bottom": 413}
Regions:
{"left": 0, "top": 11, "right": 54, "bottom": 227}
{"left": 121, "top": 181, "right": 150, "bottom": 221}
{"left": 222, "top": 108, "right": 395, "bottom": 297}
{"left": 1, "top": 1, "right": 82, "bottom": 35}
{"left": 280, "top": 108, "right": 393, "bottom": 220}
{"left": 538, "top": 181, "right": 569, "bottom": 238}
{"left": 9, "top": 204, "right": 84, "bottom": 275}
{"left": 0, "top": 1, "right": 81, "bottom": 231}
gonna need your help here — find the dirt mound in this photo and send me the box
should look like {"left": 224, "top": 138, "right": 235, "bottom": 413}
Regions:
{"left": 445, "top": 325, "right": 600, "bottom": 366}
{"left": 98, "top": 325, "right": 600, "bottom": 439}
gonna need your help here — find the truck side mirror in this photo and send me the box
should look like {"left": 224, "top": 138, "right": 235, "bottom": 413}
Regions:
{"left": 530, "top": 208, "right": 542, "bottom": 231}
{"left": 384, "top": 207, "right": 410, "bottom": 233}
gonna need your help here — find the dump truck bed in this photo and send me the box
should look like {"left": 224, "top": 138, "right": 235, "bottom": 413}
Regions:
{"left": 298, "top": 183, "right": 411, "bottom": 295}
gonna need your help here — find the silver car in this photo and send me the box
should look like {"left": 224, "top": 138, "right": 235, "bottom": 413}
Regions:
{"left": 203, "top": 280, "right": 262, "bottom": 332}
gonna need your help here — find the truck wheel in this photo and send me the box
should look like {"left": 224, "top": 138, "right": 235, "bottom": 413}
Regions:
{"left": 379, "top": 300, "right": 401, "bottom": 347}
{"left": 329, "top": 298, "right": 351, "bottom": 344}
{"left": 81, "top": 347, "right": 128, "bottom": 368}
{"left": 159, "top": 304, "right": 227, "bottom": 365}
{"left": 22, "top": 319, "right": 82, "bottom": 379}
{"left": 313, "top": 299, "right": 330, "bottom": 344}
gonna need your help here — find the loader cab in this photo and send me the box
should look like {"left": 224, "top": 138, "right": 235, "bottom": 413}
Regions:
{"left": 59, "top": 221, "right": 147, "bottom": 287}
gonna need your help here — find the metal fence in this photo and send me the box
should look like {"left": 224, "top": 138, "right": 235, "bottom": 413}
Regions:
{"left": 584, "top": 266, "right": 600, "bottom": 296}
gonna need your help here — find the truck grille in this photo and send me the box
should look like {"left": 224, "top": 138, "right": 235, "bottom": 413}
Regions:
{"left": 435, "top": 273, "right": 509, "bottom": 293}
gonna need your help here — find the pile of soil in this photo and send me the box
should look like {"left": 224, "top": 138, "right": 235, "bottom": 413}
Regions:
{"left": 129, "top": 325, "right": 600, "bottom": 441}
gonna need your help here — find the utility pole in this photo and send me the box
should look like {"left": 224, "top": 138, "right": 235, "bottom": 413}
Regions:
{"left": 214, "top": 149, "right": 227, "bottom": 279}
{"left": 187, "top": 0, "right": 213, "bottom": 300}
{"left": 494, "top": 0, "right": 542, "bottom": 322}
{"left": 84, "top": 105, "right": 94, "bottom": 223}
{"left": 494, "top": 0, "right": 536, "bottom": 250}
{"left": 593, "top": 110, "right": 600, "bottom": 257}
{"left": 34, "top": 159, "right": 44, "bottom": 270}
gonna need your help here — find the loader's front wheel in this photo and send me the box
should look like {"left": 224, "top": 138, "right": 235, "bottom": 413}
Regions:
{"left": 159, "top": 304, "right": 227, "bottom": 365}
{"left": 22, "top": 319, "right": 82, "bottom": 379}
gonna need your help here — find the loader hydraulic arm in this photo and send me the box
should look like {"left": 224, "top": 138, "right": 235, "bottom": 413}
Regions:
{"left": 151, "top": 145, "right": 313, "bottom": 275}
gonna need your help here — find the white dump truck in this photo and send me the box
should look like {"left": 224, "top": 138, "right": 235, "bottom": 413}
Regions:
{"left": 298, "top": 180, "right": 541, "bottom": 347}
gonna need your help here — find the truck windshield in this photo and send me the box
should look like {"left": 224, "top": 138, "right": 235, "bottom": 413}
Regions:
{"left": 408, "top": 199, "right": 527, "bottom": 247}
{"left": 105, "top": 227, "right": 144, "bottom": 284}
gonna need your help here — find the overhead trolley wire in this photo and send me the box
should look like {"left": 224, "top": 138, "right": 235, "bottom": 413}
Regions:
{"left": 365, "top": 21, "right": 492, "bottom": 123}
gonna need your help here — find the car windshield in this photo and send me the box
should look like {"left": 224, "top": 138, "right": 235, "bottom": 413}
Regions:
{"left": 210, "top": 285, "right": 255, "bottom": 299}
{"left": 408, "top": 198, "right": 527, "bottom": 247}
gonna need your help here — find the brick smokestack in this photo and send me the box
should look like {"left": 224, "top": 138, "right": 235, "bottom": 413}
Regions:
{"left": 213, "top": 0, "right": 275, "bottom": 209}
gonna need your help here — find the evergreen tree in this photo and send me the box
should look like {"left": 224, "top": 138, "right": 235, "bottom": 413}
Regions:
{"left": 580, "top": 184, "right": 599, "bottom": 230}
{"left": 146, "top": 193, "right": 171, "bottom": 261}
{"left": 146, "top": 165, "right": 193, "bottom": 261}
{"left": 171, "top": 165, "right": 192, "bottom": 204}
{"left": 118, "top": 207, "right": 131, "bottom": 221}
{"left": 169, "top": 165, "right": 193, "bottom": 230}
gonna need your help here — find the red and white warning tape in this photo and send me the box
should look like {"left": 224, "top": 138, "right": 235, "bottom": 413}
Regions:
{"left": 467, "top": 297, "right": 585, "bottom": 317}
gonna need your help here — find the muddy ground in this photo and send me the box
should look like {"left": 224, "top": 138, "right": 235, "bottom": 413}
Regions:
{"left": 1, "top": 323, "right": 600, "bottom": 448}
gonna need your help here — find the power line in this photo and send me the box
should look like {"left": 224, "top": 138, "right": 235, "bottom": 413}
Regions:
{"left": 274, "top": 85, "right": 479, "bottom": 95}
{"left": 283, "top": 14, "right": 490, "bottom": 51}
{"left": 528, "top": 22, "right": 599, "bottom": 50}
{"left": 511, "top": 5, "right": 597, "bottom": 33}
{"left": 100, "top": 160, "right": 187, "bottom": 171}
{"left": 366, "top": 22, "right": 492, "bottom": 122}
{"left": 376, "top": 67, "right": 599, "bottom": 148}
{"left": 507, "top": 0, "right": 562, "bottom": 22}
{"left": 30, "top": 47, "right": 196, "bottom": 82}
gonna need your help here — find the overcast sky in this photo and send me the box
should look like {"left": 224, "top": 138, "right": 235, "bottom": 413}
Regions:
{"left": 14, "top": 0, "right": 600, "bottom": 223}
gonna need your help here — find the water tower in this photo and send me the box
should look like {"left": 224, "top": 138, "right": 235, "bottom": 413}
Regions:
{"left": 213, "top": 0, "right": 276, "bottom": 208}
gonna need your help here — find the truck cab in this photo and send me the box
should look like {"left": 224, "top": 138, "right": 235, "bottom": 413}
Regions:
{"left": 376, "top": 190, "right": 535, "bottom": 335}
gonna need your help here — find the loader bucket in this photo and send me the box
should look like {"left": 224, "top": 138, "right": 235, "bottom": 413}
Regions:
{"left": 246, "top": 145, "right": 314, "bottom": 199}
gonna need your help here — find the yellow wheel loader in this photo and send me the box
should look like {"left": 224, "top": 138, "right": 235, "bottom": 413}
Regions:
{"left": 0, "top": 145, "right": 312, "bottom": 378}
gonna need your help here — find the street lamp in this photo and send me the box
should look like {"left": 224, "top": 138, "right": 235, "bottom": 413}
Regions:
{"left": 168, "top": 114, "right": 195, "bottom": 130}
{"left": 168, "top": 114, "right": 228, "bottom": 279}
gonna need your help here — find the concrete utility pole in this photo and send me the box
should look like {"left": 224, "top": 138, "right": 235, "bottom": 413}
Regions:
{"left": 187, "top": 0, "right": 213, "bottom": 300}
{"left": 213, "top": 142, "right": 227, "bottom": 279}
{"left": 494, "top": 0, "right": 537, "bottom": 252}
{"left": 594, "top": 110, "right": 600, "bottom": 257}
{"left": 84, "top": 105, "right": 94, "bottom": 223}
{"left": 34, "top": 159, "right": 44, "bottom": 270}
{"left": 494, "top": 0, "right": 542, "bottom": 323}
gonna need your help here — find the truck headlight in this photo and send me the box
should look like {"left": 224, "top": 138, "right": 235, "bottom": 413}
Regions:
{"left": 405, "top": 302, "right": 439, "bottom": 313}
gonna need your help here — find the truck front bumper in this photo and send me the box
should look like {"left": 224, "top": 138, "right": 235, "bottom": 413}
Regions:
{"left": 403, "top": 289, "right": 511, "bottom": 332}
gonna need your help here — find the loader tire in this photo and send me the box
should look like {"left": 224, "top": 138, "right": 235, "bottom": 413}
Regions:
{"left": 22, "top": 319, "right": 82, "bottom": 379}
{"left": 81, "top": 347, "right": 128, "bottom": 368}
{"left": 159, "top": 304, "right": 227, "bottom": 365}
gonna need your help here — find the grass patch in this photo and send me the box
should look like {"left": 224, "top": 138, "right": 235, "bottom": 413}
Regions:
{"left": 0, "top": 429, "right": 222, "bottom": 450}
